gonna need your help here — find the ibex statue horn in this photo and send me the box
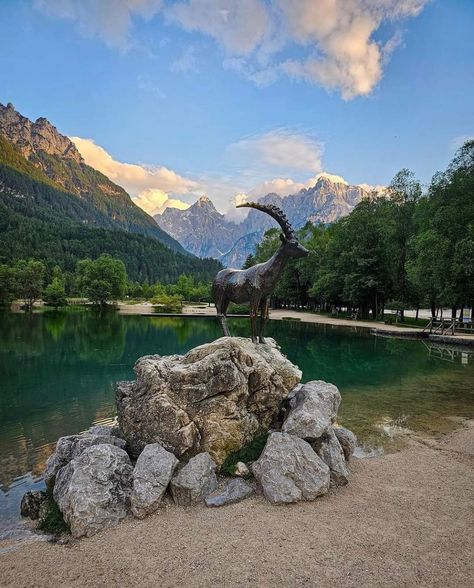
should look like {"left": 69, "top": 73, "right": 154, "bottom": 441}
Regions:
{"left": 212, "top": 202, "right": 308, "bottom": 343}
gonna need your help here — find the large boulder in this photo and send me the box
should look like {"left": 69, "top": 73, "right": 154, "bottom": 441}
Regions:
{"left": 53, "top": 444, "right": 133, "bottom": 538}
{"left": 317, "top": 428, "right": 350, "bottom": 486}
{"left": 116, "top": 337, "right": 301, "bottom": 465}
{"left": 282, "top": 380, "right": 341, "bottom": 441}
{"left": 170, "top": 453, "right": 217, "bottom": 506}
{"left": 130, "top": 443, "right": 179, "bottom": 519}
{"left": 251, "top": 432, "right": 330, "bottom": 504}
{"left": 44, "top": 432, "right": 126, "bottom": 487}
{"left": 334, "top": 426, "right": 357, "bottom": 461}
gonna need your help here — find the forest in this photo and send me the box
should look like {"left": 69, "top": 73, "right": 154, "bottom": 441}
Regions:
{"left": 244, "top": 141, "right": 474, "bottom": 320}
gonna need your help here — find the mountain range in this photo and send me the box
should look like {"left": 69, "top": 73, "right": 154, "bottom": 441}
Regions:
{"left": 156, "top": 178, "right": 370, "bottom": 267}
{"left": 0, "top": 103, "right": 221, "bottom": 282}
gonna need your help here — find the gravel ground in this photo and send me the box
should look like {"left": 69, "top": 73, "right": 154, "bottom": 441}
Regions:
{"left": 1, "top": 421, "right": 473, "bottom": 588}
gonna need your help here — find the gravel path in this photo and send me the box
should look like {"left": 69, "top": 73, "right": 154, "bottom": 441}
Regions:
{"left": 1, "top": 421, "right": 473, "bottom": 588}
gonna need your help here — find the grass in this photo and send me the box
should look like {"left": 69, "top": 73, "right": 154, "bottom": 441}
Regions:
{"left": 220, "top": 432, "right": 269, "bottom": 476}
{"left": 37, "top": 487, "right": 70, "bottom": 536}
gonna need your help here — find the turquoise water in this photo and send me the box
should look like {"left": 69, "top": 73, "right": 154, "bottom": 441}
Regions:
{"left": 1, "top": 310, "right": 473, "bottom": 530}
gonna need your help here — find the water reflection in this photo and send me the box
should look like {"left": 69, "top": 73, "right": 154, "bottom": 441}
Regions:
{"left": 0, "top": 310, "right": 473, "bottom": 528}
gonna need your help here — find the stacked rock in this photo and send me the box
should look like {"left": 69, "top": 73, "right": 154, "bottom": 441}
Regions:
{"left": 253, "top": 381, "right": 356, "bottom": 503}
{"left": 22, "top": 337, "right": 357, "bottom": 539}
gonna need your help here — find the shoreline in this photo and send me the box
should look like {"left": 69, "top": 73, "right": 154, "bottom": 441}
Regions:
{"left": 1, "top": 420, "right": 473, "bottom": 587}
{"left": 117, "top": 304, "right": 474, "bottom": 347}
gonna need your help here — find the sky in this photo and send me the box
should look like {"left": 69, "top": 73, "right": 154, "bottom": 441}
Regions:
{"left": 0, "top": 0, "right": 473, "bottom": 217}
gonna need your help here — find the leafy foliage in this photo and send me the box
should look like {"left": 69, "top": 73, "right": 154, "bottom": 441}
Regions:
{"left": 37, "top": 487, "right": 70, "bottom": 536}
{"left": 76, "top": 254, "right": 127, "bottom": 307}
{"left": 220, "top": 432, "right": 269, "bottom": 476}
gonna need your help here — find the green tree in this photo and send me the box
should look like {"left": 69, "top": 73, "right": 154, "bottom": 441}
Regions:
{"left": 0, "top": 264, "right": 16, "bottom": 307}
{"left": 44, "top": 277, "right": 68, "bottom": 309}
{"left": 15, "top": 259, "right": 45, "bottom": 311}
{"left": 385, "top": 169, "right": 421, "bottom": 321}
{"left": 76, "top": 254, "right": 127, "bottom": 307}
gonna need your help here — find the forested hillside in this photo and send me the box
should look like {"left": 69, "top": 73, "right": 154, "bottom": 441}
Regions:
{"left": 0, "top": 102, "right": 185, "bottom": 253}
{"left": 0, "top": 138, "right": 221, "bottom": 283}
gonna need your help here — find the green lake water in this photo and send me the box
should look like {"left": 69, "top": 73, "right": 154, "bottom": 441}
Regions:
{"left": 1, "top": 310, "right": 473, "bottom": 533}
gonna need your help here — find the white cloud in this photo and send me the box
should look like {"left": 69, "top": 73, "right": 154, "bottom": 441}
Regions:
{"left": 71, "top": 133, "right": 383, "bottom": 218}
{"left": 133, "top": 188, "right": 190, "bottom": 215}
{"left": 35, "top": 0, "right": 428, "bottom": 98}
{"left": 276, "top": 0, "right": 429, "bottom": 99}
{"left": 166, "top": 0, "right": 269, "bottom": 55}
{"left": 229, "top": 129, "right": 323, "bottom": 173}
{"left": 35, "top": 0, "right": 164, "bottom": 48}
{"left": 71, "top": 136, "right": 195, "bottom": 215}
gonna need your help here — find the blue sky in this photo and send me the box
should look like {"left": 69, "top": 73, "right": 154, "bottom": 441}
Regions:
{"left": 0, "top": 0, "right": 473, "bottom": 216}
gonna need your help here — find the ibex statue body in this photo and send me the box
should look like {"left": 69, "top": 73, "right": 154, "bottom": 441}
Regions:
{"left": 212, "top": 203, "right": 308, "bottom": 343}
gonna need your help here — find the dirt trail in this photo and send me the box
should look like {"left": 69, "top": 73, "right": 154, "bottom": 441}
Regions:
{"left": 1, "top": 422, "right": 473, "bottom": 588}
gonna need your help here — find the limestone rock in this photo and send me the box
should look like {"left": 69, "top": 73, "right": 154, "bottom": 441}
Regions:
{"left": 317, "top": 428, "right": 350, "bottom": 486}
{"left": 334, "top": 426, "right": 357, "bottom": 461}
{"left": 20, "top": 490, "right": 46, "bottom": 520}
{"left": 205, "top": 478, "right": 253, "bottom": 507}
{"left": 170, "top": 453, "right": 217, "bottom": 506}
{"left": 234, "top": 461, "right": 250, "bottom": 477}
{"left": 0, "top": 102, "right": 84, "bottom": 162}
{"left": 116, "top": 337, "right": 301, "bottom": 464}
{"left": 252, "top": 432, "right": 330, "bottom": 504}
{"left": 88, "top": 424, "right": 122, "bottom": 438}
{"left": 44, "top": 432, "right": 126, "bottom": 487}
{"left": 282, "top": 380, "right": 341, "bottom": 441}
{"left": 130, "top": 443, "right": 179, "bottom": 519}
{"left": 53, "top": 444, "right": 133, "bottom": 538}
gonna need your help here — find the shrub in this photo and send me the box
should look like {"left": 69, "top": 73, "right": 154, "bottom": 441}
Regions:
{"left": 151, "top": 293, "right": 183, "bottom": 313}
{"left": 220, "top": 432, "right": 269, "bottom": 476}
{"left": 37, "top": 488, "right": 70, "bottom": 536}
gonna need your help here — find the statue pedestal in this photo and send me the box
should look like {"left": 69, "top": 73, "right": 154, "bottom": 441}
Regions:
{"left": 116, "top": 336, "right": 302, "bottom": 465}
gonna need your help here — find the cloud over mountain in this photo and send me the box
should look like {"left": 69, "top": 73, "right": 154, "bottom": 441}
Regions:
{"left": 71, "top": 136, "right": 195, "bottom": 215}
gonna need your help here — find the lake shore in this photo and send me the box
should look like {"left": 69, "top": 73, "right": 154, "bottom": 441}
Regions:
{"left": 1, "top": 420, "right": 473, "bottom": 588}
{"left": 116, "top": 303, "right": 474, "bottom": 345}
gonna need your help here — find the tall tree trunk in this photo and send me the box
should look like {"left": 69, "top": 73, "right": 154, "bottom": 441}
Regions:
{"left": 451, "top": 306, "right": 457, "bottom": 319}
{"left": 415, "top": 306, "right": 419, "bottom": 321}
{"left": 431, "top": 301, "right": 436, "bottom": 319}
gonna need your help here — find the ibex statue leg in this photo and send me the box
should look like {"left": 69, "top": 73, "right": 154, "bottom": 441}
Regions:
{"left": 258, "top": 297, "right": 270, "bottom": 343}
{"left": 216, "top": 296, "right": 231, "bottom": 337}
{"left": 250, "top": 299, "right": 259, "bottom": 344}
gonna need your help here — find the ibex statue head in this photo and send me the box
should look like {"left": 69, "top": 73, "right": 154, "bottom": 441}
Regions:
{"left": 212, "top": 202, "right": 308, "bottom": 343}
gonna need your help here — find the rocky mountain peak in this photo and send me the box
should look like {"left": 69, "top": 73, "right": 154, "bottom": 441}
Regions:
{"left": 156, "top": 177, "right": 371, "bottom": 266}
{"left": 0, "top": 102, "right": 83, "bottom": 164}
{"left": 194, "top": 195, "right": 216, "bottom": 210}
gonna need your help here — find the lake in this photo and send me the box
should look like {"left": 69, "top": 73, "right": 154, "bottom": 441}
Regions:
{"left": 1, "top": 310, "right": 473, "bottom": 533}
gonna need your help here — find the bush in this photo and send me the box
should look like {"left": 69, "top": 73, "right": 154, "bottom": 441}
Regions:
{"left": 37, "top": 488, "right": 70, "bottom": 536}
{"left": 220, "top": 432, "right": 269, "bottom": 476}
{"left": 227, "top": 303, "right": 250, "bottom": 315}
{"left": 151, "top": 293, "right": 183, "bottom": 313}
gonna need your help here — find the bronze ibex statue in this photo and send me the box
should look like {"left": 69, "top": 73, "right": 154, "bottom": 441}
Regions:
{"left": 212, "top": 202, "right": 308, "bottom": 343}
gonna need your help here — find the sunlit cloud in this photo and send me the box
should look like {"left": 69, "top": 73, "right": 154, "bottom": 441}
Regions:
{"left": 71, "top": 136, "right": 195, "bottom": 215}
{"left": 228, "top": 129, "right": 323, "bottom": 173}
{"left": 166, "top": 0, "right": 269, "bottom": 56}
{"left": 35, "top": 0, "right": 164, "bottom": 48}
{"left": 35, "top": 0, "right": 429, "bottom": 99}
